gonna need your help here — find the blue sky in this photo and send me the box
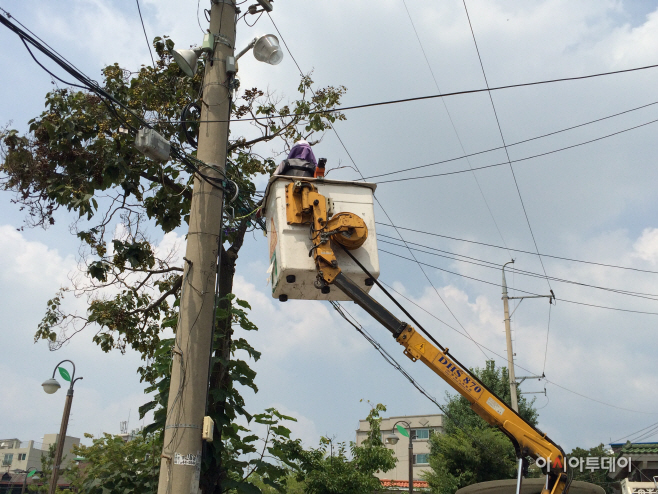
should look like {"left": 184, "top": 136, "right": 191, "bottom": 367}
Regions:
{"left": 2, "top": 0, "right": 658, "bottom": 452}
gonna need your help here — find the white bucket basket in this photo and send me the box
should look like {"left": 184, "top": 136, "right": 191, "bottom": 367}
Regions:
{"left": 263, "top": 176, "right": 380, "bottom": 301}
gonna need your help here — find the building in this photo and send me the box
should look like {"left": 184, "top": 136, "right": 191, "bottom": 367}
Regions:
{"left": 0, "top": 434, "right": 80, "bottom": 474}
{"left": 608, "top": 442, "right": 658, "bottom": 493}
{"left": 356, "top": 413, "right": 443, "bottom": 484}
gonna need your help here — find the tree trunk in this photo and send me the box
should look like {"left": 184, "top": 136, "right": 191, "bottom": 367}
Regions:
{"left": 200, "top": 218, "right": 249, "bottom": 494}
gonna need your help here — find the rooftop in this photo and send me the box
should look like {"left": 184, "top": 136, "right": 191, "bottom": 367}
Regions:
{"left": 380, "top": 478, "right": 430, "bottom": 489}
{"left": 610, "top": 442, "right": 658, "bottom": 455}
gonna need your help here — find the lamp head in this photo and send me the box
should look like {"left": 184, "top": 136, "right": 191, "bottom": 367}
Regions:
{"left": 385, "top": 433, "right": 399, "bottom": 445}
{"left": 253, "top": 34, "right": 283, "bottom": 65}
{"left": 172, "top": 47, "right": 203, "bottom": 77}
{"left": 42, "top": 378, "right": 61, "bottom": 394}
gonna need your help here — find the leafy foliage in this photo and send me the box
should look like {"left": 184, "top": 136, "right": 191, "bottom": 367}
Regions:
{"left": 1, "top": 34, "right": 348, "bottom": 494}
{"left": 28, "top": 443, "right": 70, "bottom": 493}
{"left": 1, "top": 36, "right": 346, "bottom": 360}
{"left": 282, "top": 403, "right": 396, "bottom": 494}
{"left": 424, "top": 361, "right": 539, "bottom": 494}
{"left": 566, "top": 444, "right": 616, "bottom": 494}
{"left": 440, "top": 360, "right": 538, "bottom": 435}
{"left": 67, "top": 432, "right": 161, "bottom": 494}
{"left": 139, "top": 295, "right": 299, "bottom": 493}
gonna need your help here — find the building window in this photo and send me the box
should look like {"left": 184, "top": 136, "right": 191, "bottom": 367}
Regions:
{"left": 2, "top": 453, "right": 13, "bottom": 466}
{"left": 412, "top": 428, "right": 430, "bottom": 440}
{"left": 19, "top": 453, "right": 26, "bottom": 461}
{"left": 413, "top": 453, "right": 430, "bottom": 465}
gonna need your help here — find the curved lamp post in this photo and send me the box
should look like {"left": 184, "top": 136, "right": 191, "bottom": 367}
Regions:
{"left": 385, "top": 420, "right": 414, "bottom": 494}
{"left": 41, "top": 360, "right": 83, "bottom": 494}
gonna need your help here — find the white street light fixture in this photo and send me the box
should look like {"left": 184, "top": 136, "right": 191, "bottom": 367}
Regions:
{"left": 172, "top": 33, "right": 216, "bottom": 77}
{"left": 385, "top": 432, "right": 399, "bottom": 445}
{"left": 171, "top": 47, "right": 205, "bottom": 77}
{"left": 41, "top": 378, "right": 61, "bottom": 394}
{"left": 235, "top": 34, "right": 283, "bottom": 66}
{"left": 253, "top": 34, "right": 283, "bottom": 65}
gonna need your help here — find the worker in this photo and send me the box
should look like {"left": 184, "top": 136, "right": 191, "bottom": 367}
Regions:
{"left": 273, "top": 139, "right": 317, "bottom": 177}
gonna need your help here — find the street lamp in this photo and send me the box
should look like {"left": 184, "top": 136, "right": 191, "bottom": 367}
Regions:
{"left": 385, "top": 421, "right": 414, "bottom": 494}
{"left": 235, "top": 34, "right": 283, "bottom": 65}
{"left": 171, "top": 33, "right": 283, "bottom": 78}
{"left": 41, "top": 360, "right": 83, "bottom": 494}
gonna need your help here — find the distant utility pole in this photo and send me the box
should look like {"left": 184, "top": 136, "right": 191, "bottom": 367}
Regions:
{"left": 502, "top": 260, "right": 552, "bottom": 412}
{"left": 156, "top": 1, "right": 236, "bottom": 493}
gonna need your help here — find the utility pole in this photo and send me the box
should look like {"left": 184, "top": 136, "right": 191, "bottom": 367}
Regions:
{"left": 502, "top": 261, "right": 519, "bottom": 412}
{"left": 502, "top": 260, "right": 552, "bottom": 413}
{"left": 156, "top": 1, "right": 236, "bottom": 493}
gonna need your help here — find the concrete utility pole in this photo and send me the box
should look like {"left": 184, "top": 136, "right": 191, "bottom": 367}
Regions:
{"left": 156, "top": 1, "right": 236, "bottom": 493}
{"left": 502, "top": 261, "right": 553, "bottom": 413}
{"left": 502, "top": 261, "right": 519, "bottom": 412}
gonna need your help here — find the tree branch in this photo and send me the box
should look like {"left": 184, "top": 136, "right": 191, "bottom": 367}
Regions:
{"left": 135, "top": 275, "right": 182, "bottom": 314}
{"left": 138, "top": 171, "right": 191, "bottom": 200}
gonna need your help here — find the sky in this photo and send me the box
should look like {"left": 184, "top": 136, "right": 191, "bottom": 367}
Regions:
{"left": 2, "top": 0, "right": 658, "bottom": 455}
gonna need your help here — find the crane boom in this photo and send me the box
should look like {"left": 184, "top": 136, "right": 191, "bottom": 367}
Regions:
{"left": 285, "top": 180, "right": 569, "bottom": 494}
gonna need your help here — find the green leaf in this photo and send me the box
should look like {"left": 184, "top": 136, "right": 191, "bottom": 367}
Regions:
{"left": 58, "top": 367, "right": 72, "bottom": 382}
{"left": 396, "top": 424, "right": 409, "bottom": 437}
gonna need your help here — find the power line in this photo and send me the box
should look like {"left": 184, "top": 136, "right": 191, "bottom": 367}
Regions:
{"left": 267, "top": 12, "right": 488, "bottom": 359}
{"left": 372, "top": 116, "right": 658, "bottom": 185}
{"left": 0, "top": 10, "right": 233, "bottom": 194}
{"left": 400, "top": 0, "right": 512, "bottom": 257}
{"left": 151, "top": 63, "right": 658, "bottom": 125}
{"left": 379, "top": 248, "right": 658, "bottom": 315}
{"left": 330, "top": 301, "right": 511, "bottom": 461}
{"left": 135, "top": 0, "right": 156, "bottom": 68}
{"left": 375, "top": 280, "right": 658, "bottom": 415}
{"left": 376, "top": 221, "right": 658, "bottom": 275}
{"left": 462, "top": 0, "right": 551, "bottom": 294}
{"left": 363, "top": 99, "right": 658, "bottom": 181}
{"left": 611, "top": 420, "right": 658, "bottom": 443}
{"left": 378, "top": 236, "right": 658, "bottom": 301}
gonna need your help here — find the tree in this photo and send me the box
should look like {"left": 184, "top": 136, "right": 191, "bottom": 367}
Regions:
{"left": 28, "top": 444, "right": 70, "bottom": 493}
{"left": 66, "top": 432, "right": 161, "bottom": 493}
{"left": 424, "top": 361, "right": 539, "bottom": 494}
{"left": 1, "top": 35, "right": 346, "bottom": 494}
{"left": 567, "top": 444, "right": 616, "bottom": 494}
{"left": 283, "top": 403, "right": 396, "bottom": 494}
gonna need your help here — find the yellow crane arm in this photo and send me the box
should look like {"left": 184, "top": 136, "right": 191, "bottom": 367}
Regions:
{"left": 285, "top": 180, "right": 569, "bottom": 494}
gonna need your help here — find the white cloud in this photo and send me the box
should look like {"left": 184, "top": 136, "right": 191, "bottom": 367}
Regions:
{"left": 4, "top": 0, "right": 658, "bottom": 457}
{"left": 632, "top": 227, "right": 658, "bottom": 264}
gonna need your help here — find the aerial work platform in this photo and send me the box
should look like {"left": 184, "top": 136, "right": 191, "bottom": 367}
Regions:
{"left": 263, "top": 175, "right": 380, "bottom": 301}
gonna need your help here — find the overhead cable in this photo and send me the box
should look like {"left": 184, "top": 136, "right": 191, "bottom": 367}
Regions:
{"left": 376, "top": 222, "right": 658, "bottom": 275}
{"left": 380, "top": 248, "right": 658, "bottom": 315}
{"left": 373, "top": 116, "right": 658, "bottom": 185}
{"left": 400, "top": 0, "right": 512, "bottom": 257}
{"left": 611, "top": 421, "right": 658, "bottom": 444}
{"left": 0, "top": 10, "right": 229, "bottom": 192}
{"left": 156, "top": 63, "right": 658, "bottom": 124}
{"left": 378, "top": 236, "right": 658, "bottom": 301}
{"left": 135, "top": 0, "right": 156, "bottom": 67}
{"left": 462, "top": 0, "right": 553, "bottom": 293}
{"left": 267, "top": 12, "right": 489, "bottom": 358}
{"left": 364, "top": 100, "right": 658, "bottom": 180}
{"left": 375, "top": 280, "right": 658, "bottom": 414}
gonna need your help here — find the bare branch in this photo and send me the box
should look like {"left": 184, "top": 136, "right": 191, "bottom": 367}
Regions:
{"left": 135, "top": 275, "right": 182, "bottom": 314}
